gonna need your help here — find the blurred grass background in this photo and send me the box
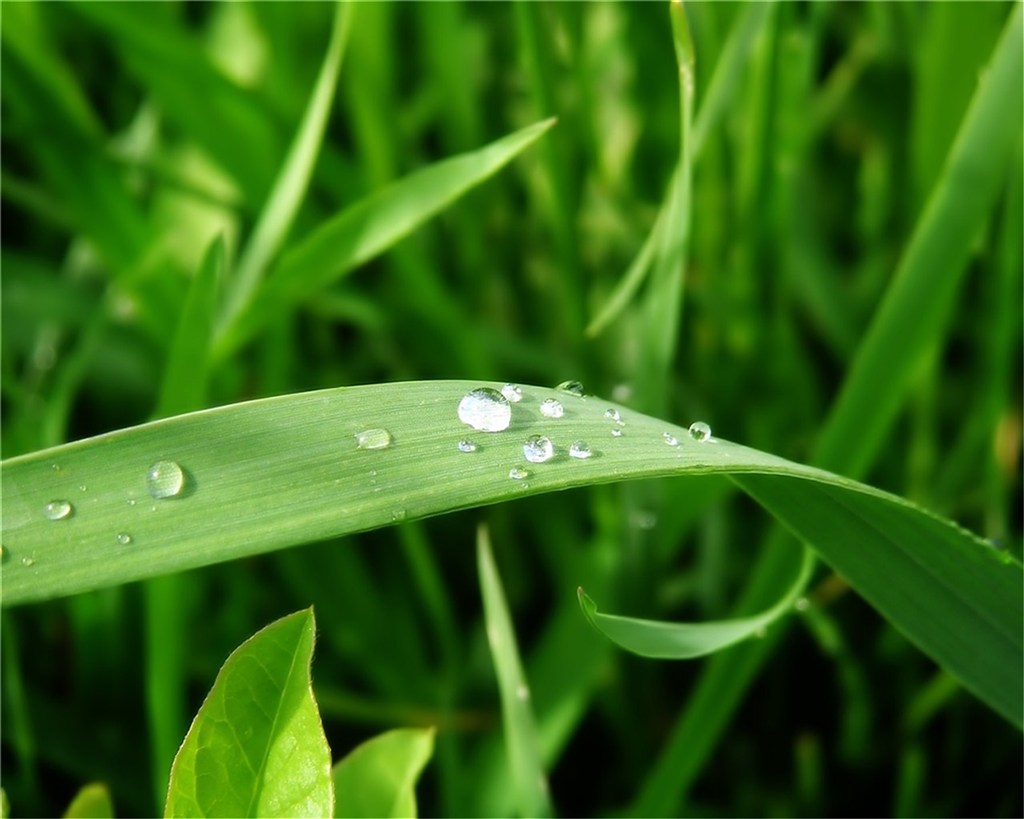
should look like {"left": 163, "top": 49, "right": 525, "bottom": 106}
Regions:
{"left": 2, "top": 2, "right": 1021, "bottom": 816}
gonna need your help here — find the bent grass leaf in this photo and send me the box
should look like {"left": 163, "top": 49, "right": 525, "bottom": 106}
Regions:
{"left": 578, "top": 545, "right": 814, "bottom": 659}
{"left": 164, "top": 608, "right": 332, "bottom": 818}
{"left": 332, "top": 727, "right": 435, "bottom": 819}
{"left": 1, "top": 381, "right": 1019, "bottom": 726}
{"left": 62, "top": 783, "right": 114, "bottom": 819}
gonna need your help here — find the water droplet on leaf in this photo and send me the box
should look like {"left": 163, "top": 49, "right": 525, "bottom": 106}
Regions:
{"left": 539, "top": 398, "right": 564, "bottom": 418}
{"left": 458, "top": 388, "right": 512, "bottom": 432}
{"left": 688, "top": 421, "right": 712, "bottom": 442}
{"left": 569, "top": 441, "right": 593, "bottom": 459}
{"left": 523, "top": 435, "right": 554, "bottom": 463}
{"left": 663, "top": 432, "right": 679, "bottom": 446}
{"left": 147, "top": 460, "right": 185, "bottom": 499}
{"left": 556, "top": 380, "right": 585, "bottom": 397}
{"left": 354, "top": 428, "right": 392, "bottom": 450}
{"left": 44, "top": 500, "right": 72, "bottom": 521}
{"left": 611, "top": 428, "right": 623, "bottom": 437}
{"left": 20, "top": 556, "right": 35, "bottom": 568}
{"left": 508, "top": 466, "right": 529, "bottom": 480}
{"left": 604, "top": 408, "right": 621, "bottom": 423}
{"left": 116, "top": 532, "right": 132, "bottom": 545}
{"left": 501, "top": 383, "right": 523, "bottom": 403}
{"left": 458, "top": 439, "right": 478, "bottom": 453}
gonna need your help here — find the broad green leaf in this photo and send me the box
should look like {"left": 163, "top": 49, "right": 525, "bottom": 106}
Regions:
{"left": 215, "top": 118, "right": 556, "bottom": 356}
{"left": 478, "top": 525, "right": 552, "bottom": 818}
{"left": 578, "top": 545, "right": 814, "bottom": 658}
{"left": 1, "top": 381, "right": 1019, "bottom": 726}
{"left": 164, "top": 609, "right": 332, "bottom": 818}
{"left": 332, "top": 727, "right": 435, "bottom": 819}
{"left": 62, "top": 783, "right": 113, "bottom": 819}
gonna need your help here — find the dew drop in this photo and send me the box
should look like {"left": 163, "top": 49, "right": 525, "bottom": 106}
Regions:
{"left": 20, "top": 556, "right": 35, "bottom": 568}
{"left": 539, "top": 398, "right": 564, "bottom": 419}
{"left": 795, "top": 597, "right": 810, "bottom": 612}
{"left": 458, "top": 388, "right": 512, "bottom": 432}
{"left": 458, "top": 439, "right": 478, "bottom": 453}
{"left": 688, "top": 421, "right": 712, "bottom": 442}
{"left": 51, "top": 463, "right": 61, "bottom": 472}
{"left": 501, "top": 383, "right": 523, "bottom": 403}
{"left": 391, "top": 509, "right": 407, "bottom": 523}
{"left": 127, "top": 498, "right": 137, "bottom": 507}
{"left": 611, "top": 428, "right": 623, "bottom": 437}
{"left": 569, "top": 440, "right": 593, "bottom": 460}
{"left": 508, "top": 466, "right": 529, "bottom": 480}
{"left": 354, "top": 428, "right": 392, "bottom": 450}
{"left": 604, "top": 408, "right": 621, "bottom": 423}
{"left": 78, "top": 484, "right": 87, "bottom": 492}
{"left": 147, "top": 460, "right": 185, "bottom": 499}
{"left": 44, "top": 500, "right": 72, "bottom": 521}
{"left": 556, "top": 380, "right": 585, "bottom": 397}
{"left": 116, "top": 532, "right": 132, "bottom": 545}
{"left": 523, "top": 435, "right": 555, "bottom": 464}
{"left": 663, "top": 432, "right": 679, "bottom": 447}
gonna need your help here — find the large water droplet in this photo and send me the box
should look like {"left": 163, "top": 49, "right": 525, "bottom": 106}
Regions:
{"left": 688, "top": 421, "right": 712, "bottom": 442}
{"left": 556, "top": 380, "right": 585, "bottom": 397}
{"left": 147, "top": 460, "right": 185, "bottom": 499}
{"left": 354, "top": 428, "right": 392, "bottom": 450}
{"left": 569, "top": 440, "right": 593, "bottom": 459}
{"left": 458, "top": 439, "right": 478, "bottom": 453}
{"left": 523, "top": 435, "right": 554, "bottom": 463}
{"left": 539, "top": 398, "right": 564, "bottom": 418}
{"left": 508, "top": 466, "right": 529, "bottom": 480}
{"left": 662, "top": 432, "right": 679, "bottom": 446}
{"left": 458, "top": 388, "right": 512, "bottom": 432}
{"left": 116, "top": 532, "right": 132, "bottom": 545}
{"left": 44, "top": 499, "right": 73, "bottom": 521}
{"left": 501, "top": 383, "right": 523, "bottom": 403}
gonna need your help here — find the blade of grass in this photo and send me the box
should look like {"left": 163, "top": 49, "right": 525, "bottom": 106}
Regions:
{"left": 332, "top": 728, "right": 435, "bottom": 819}
{"left": 220, "top": 1, "right": 352, "bottom": 336}
{"left": 214, "top": 118, "right": 557, "bottom": 357}
{"left": 477, "top": 524, "right": 553, "bottom": 819}
{"left": 1, "top": 380, "right": 1018, "bottom": 726}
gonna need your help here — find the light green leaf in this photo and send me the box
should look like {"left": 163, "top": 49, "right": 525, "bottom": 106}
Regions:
{"left": 1, "top": 381, "right": 1019, "bottom": 727}
{"left": 332, "top": 727, "right": 435, "bottom": 819}
{"left": 215, "top": 118, "right": 556, "bottom": 356}
{"left": 163, "top": 609, "right": 332, "bottom": 818}
{"left": 62, "top": 783, "right": 114, "bottom": 819}
{"left": 478, "top": 525, "right": 552, "bottom": 818}
{"left": 578, "top": 545, "right": 814, "bottom": 658}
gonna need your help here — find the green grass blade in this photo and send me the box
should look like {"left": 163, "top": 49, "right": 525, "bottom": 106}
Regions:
{"left": 332, "top": 727, "right": 435, "bottom": 819}
{"left": 163, "top": 609, "right": 332, "bottom": 818}
{"left": 814, "top": 4, "right": 1023, "bottom": 476}
{"left": 215, "top": 118, "right": 556, "bottom": 357}
{"left": 477, "top": 524, "right": 553, "bottom": 818}
{"left": 220, "top": 2, "right": 353, "bottom": 336}
{"left": 62, "top": 783, "right": 113, "bottom": 819}
{"left": 2, "top": 380, "right": 1018, "bottom": 725}
{"left": 578, "top": 545, "right": 814, "bottom": 658}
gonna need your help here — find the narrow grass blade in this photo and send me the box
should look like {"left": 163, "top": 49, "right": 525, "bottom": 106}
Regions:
{"left": 578, "top": 545, "right": 813, "bottom": 658}
{"left": 1, "top": 381, "right": 1019, "bottom": 725}
{"left": 477, "top": 525, "right": 553, "bottom": 818}
{"left": 332, "top": 727, "right": 435, "bottom": 819}
{"left": 164, "top": 609, "right": 332, "bottom": 818}
{"left": 221, "top": 1, "right": 353, "bottom": 336}
{"left": 62, "top": 783, "right": 113, "bottom": 819}
{"left": 216, "top": 118, "right": 556, "bottom": 357}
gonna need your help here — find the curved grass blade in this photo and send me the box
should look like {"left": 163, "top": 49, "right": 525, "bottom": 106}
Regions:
{"left": 578, "top": 545, "right": 814, "bottom": 658}
{"left": 216, "top": 118, "right": 556, "bottom": 357}
{"left": 62, "top": 783, "right": 113, "bottom": 819}
{"left": 164, "top": 608, "right": 332, "bottom": 818}
{"left": 1, "top": 380, "right": 1019, "bottom": 726}
{"left": 478, "top": 525, "right": 552, "bottom": 818}
{"left": 332, "top": 727, "right": 435, "bottom": 819}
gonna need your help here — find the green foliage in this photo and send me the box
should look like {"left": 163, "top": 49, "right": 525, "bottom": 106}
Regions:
{"left": 61, "top": 783, "right": 113, "bottom": 819}
{"left": 332, "top": 728, "right": 435, "bottom": 819}
{"left": 2, "top": 2, "right": 1021, "bottom": 817}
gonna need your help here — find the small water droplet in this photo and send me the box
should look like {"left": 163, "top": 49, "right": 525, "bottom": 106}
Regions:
{"left": 51, "top": 463, "right": 61, "bottom": 472}
{"left": 116, "top": 532, "right": 132, "bottom": 545}
{"left": 20, "top": 556, "right": 35, "bottom": 568}
{"left": 516, "top": 683, "right": 530, "bottom": 701}
{"left": 604, "top": 408, "right": 621, "bottom": 423}
{"left": 508, "top": 466, "right": 529, "bottom": 480}
{"left": 44, "top": 500, "right": 72, "bottom": 521}
{"left": 611, "top": 428, "right": 623, "bottom": 437}
{"left": 147, "top": 460, "right": 185, "bottom": 499}
{"left": 78, "top": 484, "right": 87, "bottom": 492}
{"left": 127, "top": 498, "right": 137, "bottom": 507}
{"left": 556, "top": 380, "right": 585, "bottom": 397}
{"left": 458, "top": 439, "right": 478, "bottom": 453}
{"left": 523, "top": 435, "right": 555, "bottom": 463}
{"left": 795, "top": 597, "right": 809, "bottom": 612}
{"left": 391, "top": 509, "right": 407, "bottom": 522}
{"left": 458, "top": 388, "right": 512, "bottom": 432}
{"left": 354, "top": 428, "right": 392, "bottom": 450}
{"left": 539, "top": 398, "right": 564, "bottom": 418}
{"left": 569, "top": 440, "right": 593, "bottom": 459}
{"left": 688, "top": 421, "right": 712, "bottom": 442}
{"left": 662, "top": 432, "right": 679, "bottom": 446}
{"left": 501, "top": 383, "right": 523, "bottom": 403}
